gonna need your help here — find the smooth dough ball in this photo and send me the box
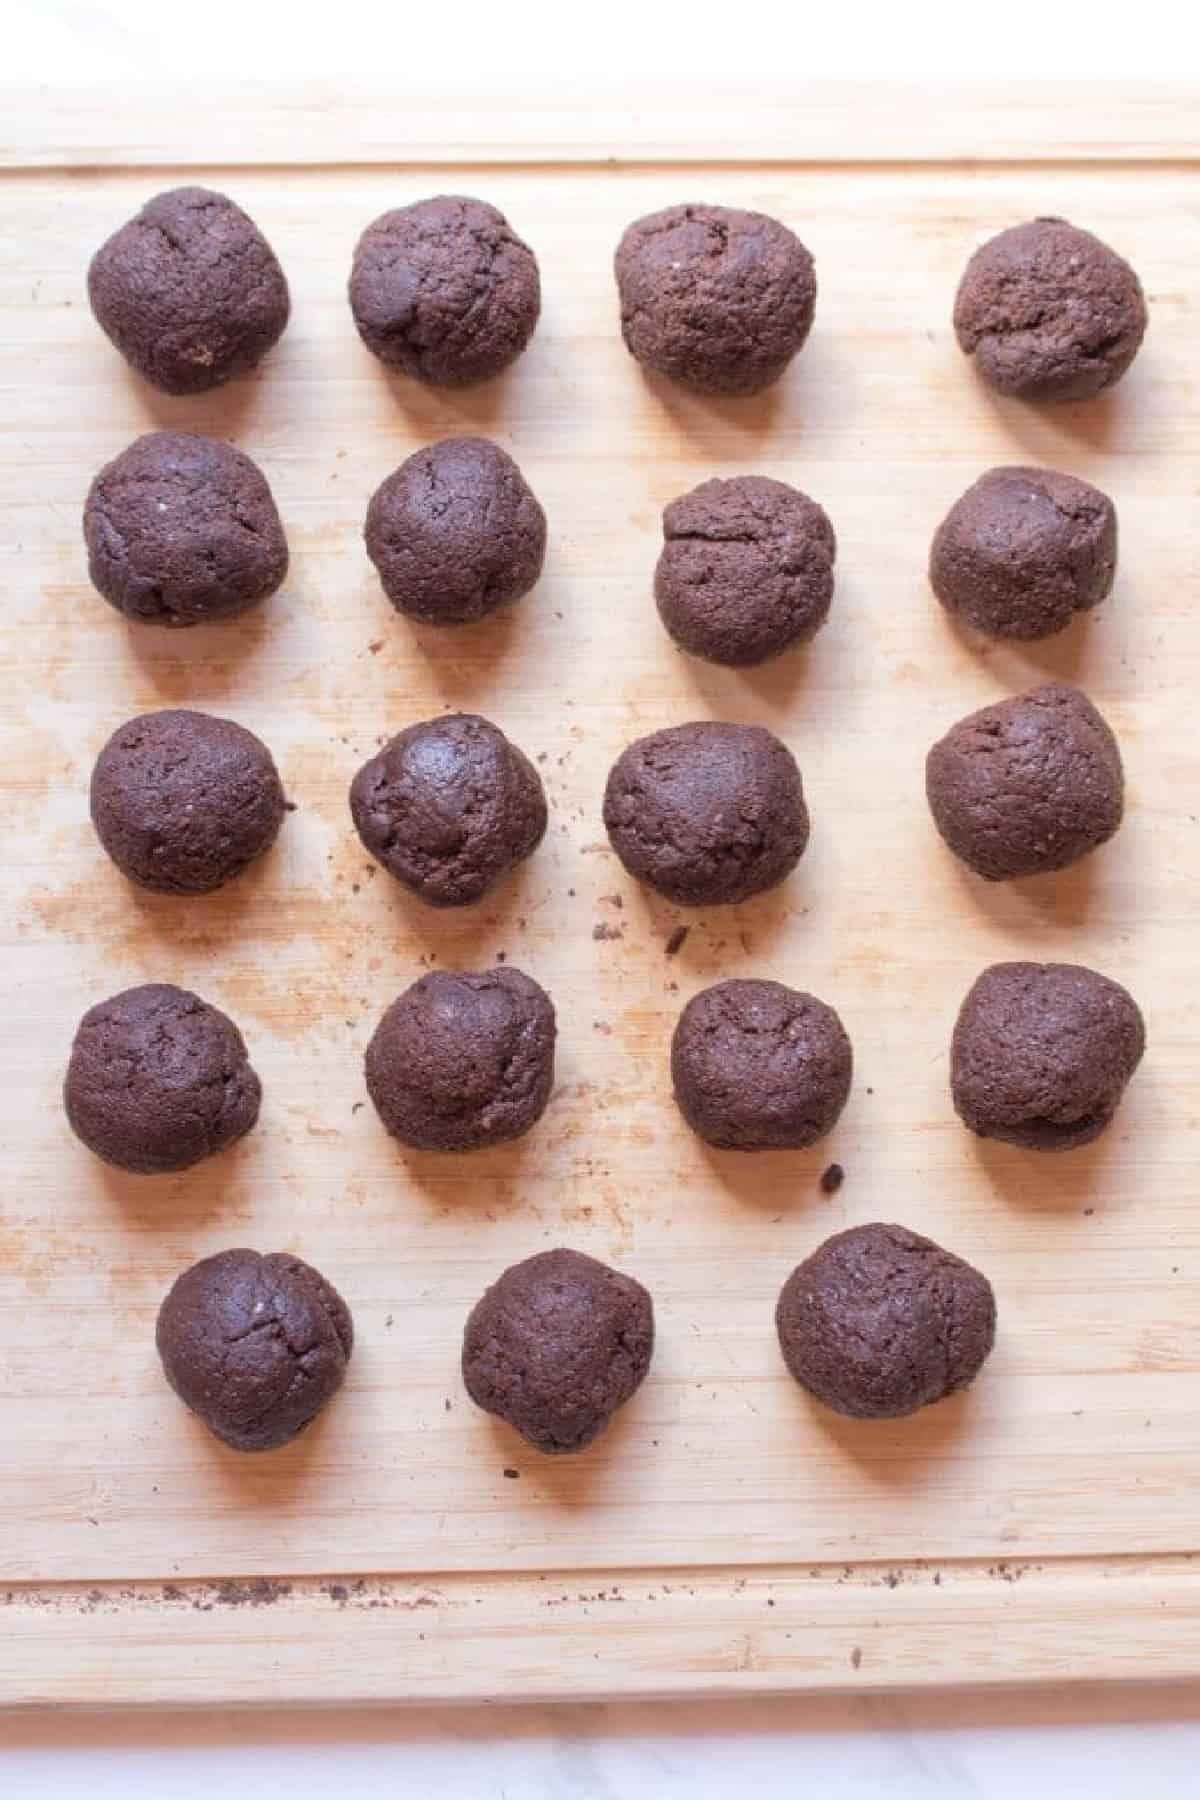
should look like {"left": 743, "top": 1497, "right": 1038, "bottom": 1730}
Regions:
{"left": 671, "top": 979, "right": 851, "bottom": 1150}
{"left": 462, "top": 1248, "right": 654, "bottom": 1454}
{"left": 951, "top": 961, "right": 1145, "bottom": 1153}
{"left": 88, "top": 187, "right": 290, "bottom": 395}
{"left": 930, "top": 466, "right": 1116, "bottom": 641}
{"left": 83, "top": 432, "right": 288, "bottom": 628}
{"left": 925, "top": 683, "right": 1124, "bottom": 881}
{"left": 602, "top": 721, "right": 808, "bottom": 906}
{"left": 350, "top": 713, "right": 546, "bottom": 906}
{"left": 64, "top": 983, "right": 260, "bottom": 1174}
{"left": 156, "top": 1249, "right": 353, "bottom": 1452}
{"left": 776, "top": 1223, "right": 996, "bottom": 1419}
{"left": 655, "top": 476, "right": 835, "bottom": 666}
{"left": 953, "top": 217, "right": 1147, "bottom": 403}
{"left": 364, "top": 437, "right": 546, "bottom": 625}
{"left": 90, "top": 709, "right": 286, "bottom": 895}
{"left": 615, "top": 203, "right": 816, "bottom": 397}
{"left": 365, "top": 968, "right": 556, "bottom": 1152}
{"left": 349, "top": 195, "right": 540, "bottom": 386}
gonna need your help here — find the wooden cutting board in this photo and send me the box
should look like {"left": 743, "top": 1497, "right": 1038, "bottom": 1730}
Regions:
{"left": 1, "top": 81, "right": 1198, "bottom": 1708}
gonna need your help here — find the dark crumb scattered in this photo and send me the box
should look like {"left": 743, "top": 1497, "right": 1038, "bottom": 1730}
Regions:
{"left": 594, "top": 1020, "right": 613, "bottom": 1035}
{"left": 567, "top": 886, "right": 576, "bottom": 897}
{"left": 665, "top": 925, "right": 690, "bottom": 956}
{"left": 819, "top": 1162, "right": 845, "bottom": 1195}
{"left": 502, "top": 1467, "right": 520, "bottom": 1480}
{"left": 883, "top": 1571, "right": 901, "bottom": 1590}
{"left": 352, "top": 1101, "right": 364, "bottom": 1114}
{"left": 866, "top": 1087, "right": 874, "bottom": 1095}
{"left": 384, "top": 1314, "right": 393, "bottom": 1329}
{"left": 352, "top": 883, "right": 360, "bottom": 894}
{"left": 444, "top": 1398, "right": 452, "bottom": 1412}
{"left": 536, "top": 752, "right": 548, "bottom": 764}
{"left": 766, "top": 1597, "right": 775, "bottom": 1607}
{"left": 214, "top": 1578, "right": 292, "bottom": 1608}
{"left": 495, "top": 949, "right": 507, "bottom": 962}
{"left": 850, "top": 1646, "right": 862, "bottom": 1669}
{"left": 326, "top": 1583, "right": 349, "bottom": 1604}
{"left": 368, "top": 640, "right": 383, "bottom": 654}
{"left": 283, "top": 799, "right": 298, "bottom": 812}
{"left": 1083, "top": 1207, "right": 1095, "bottom": 1216}
{"left": 933, "top": 1572, "right": 942, "bottom": 1586}
{"left": 87, "top": 1517, "right": 98, "bottom": 1527}
{"left": 162, "top": 1583, "right": 185, "bottom": 1602}
{"left": 600, "top": 892, "right": 624, "bottom": 909}
{"left": 593, "top": 921, "right": 623, "bottom": 941}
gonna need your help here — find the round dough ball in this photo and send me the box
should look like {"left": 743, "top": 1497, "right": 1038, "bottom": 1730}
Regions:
{"left": 365, "top": 967, "right": 556, "bottom": 1152}
{"left": 462, "top": 1248, "right": 654, "bottom": 1454}
{"left": 926, "top": 683, "right": 1124, "bottom": 881}
{"left": 953, "top": 217, "right": 1146, "bottom": 403}
{"left": 64, "top": 983, "right": 260, "bottom": 1174}
{"left": 156, "top": 1249, "right": 352, "bottom": 1452}
{"left": 364, "top": 437, "right": 546, "bottom": 625}
{"left": 349, "top": 195, "right": 540, "bottom": 386}
{"left": 88, "top": 187, "right": 289, "bottom": 395}
{"left": 615, "top": 203, "right": 816, "bottom": 397}
{"left": 951, "top": 961, "right": 1145, "bottom": 1153}
{"left": 930, "top": 466, "right": 1116, "bottom": 641}
{"left": 602, "top": 721, "right": 808, "bottom": 906}
{"left": 655, "top": 476, "right": 835, "bottom": 666}
{"left": 350, "top": 713, "right": 546, "bottom": 906}
{"left": 83, "top": 432, "right": 288, "bottom": 628}
{"left": 776, "top": 1223, "right": 996, "bottom": 1419}
{"left": 90, "top": 709, "right": 286, "bottom": 895}
{"left": 672, "top": 979, "right": 851, "bottom": 1150}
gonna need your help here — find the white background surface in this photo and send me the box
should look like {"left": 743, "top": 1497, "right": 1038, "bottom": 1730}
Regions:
{"left": 5, "top": 1, "right": 1200, "bottom": 1793}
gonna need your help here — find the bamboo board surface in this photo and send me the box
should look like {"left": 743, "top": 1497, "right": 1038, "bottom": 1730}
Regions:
{"left": 1, "top": 83, "right": 1198, "bottom": 1708}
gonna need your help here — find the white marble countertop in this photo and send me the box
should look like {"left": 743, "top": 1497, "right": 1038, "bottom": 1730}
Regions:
{"left": 7, "top": 2, "right": 1198, "bottom": 1791}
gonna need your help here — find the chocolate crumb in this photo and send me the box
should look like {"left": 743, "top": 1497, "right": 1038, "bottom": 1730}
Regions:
{"left": 850, "top": 1646, "right": 862, "bottom": 1669}
{"left": 593, "top": 922, "right": 623, "bottom": 941}
{"left": 502, "top": 1467, "right": 521, "bottom": 1480}
{"left": 368, "top": 640, "right": 383, "bottom": 655}
{"left": 665, "top": 925, "right": 690, "bottom": 957}
{"left": 819, "top": 1162, "right": 845, "bottom": 1195}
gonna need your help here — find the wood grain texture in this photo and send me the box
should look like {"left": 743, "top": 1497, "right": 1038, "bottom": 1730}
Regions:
{"left": 1, "top": 86, "right": 1198, "bottom": 1706}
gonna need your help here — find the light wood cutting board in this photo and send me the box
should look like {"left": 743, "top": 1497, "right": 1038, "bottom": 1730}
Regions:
{"left": 1, "top": 81, "right": 1198, "bottom": 1708}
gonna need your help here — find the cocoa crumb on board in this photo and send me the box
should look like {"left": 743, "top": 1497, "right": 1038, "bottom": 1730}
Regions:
{"left": 593, "top": 921, "right": 623, "bottom": 941}
{"left": 502, "top": 1468, "right": 520, "bottom": 1480}
{"left": 665, "top": 925, "right": 690, "bottom": 956}
{"left": 819, "top": 1163, "right": 845, "bottom": 1195}
{"left": 850, "top": 1646, "right": 862, "bottom": 1669}
{"left": 213, "top": 1578, "right": 292, "bottom": 1607}
{"left": 368, "top": 640, "right": 383, "bottom": 654}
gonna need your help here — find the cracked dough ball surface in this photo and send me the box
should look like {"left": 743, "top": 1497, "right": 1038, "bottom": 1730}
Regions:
{"left": 88, "top": 187, "right": 289, "bottom": 395}
{"left": 364, "top": 437, "right": 545, "bottom": 625}
{"left": 349, "top": 195, "right": 540, "bottom": 386}
{"left": 156, "top": 1249, "right": 353, "bottom": 1451}
{"left": 64, "top": 983, "right": 261, "bottom": 1174}
{"left": 615, "top": 203, "right": 815, "bottom": 396}
{"left": 365, "top": 967, "right": 556, "bottom": 1152}
{"left": 655, "top": 475, "right": 835, "bottom": 665}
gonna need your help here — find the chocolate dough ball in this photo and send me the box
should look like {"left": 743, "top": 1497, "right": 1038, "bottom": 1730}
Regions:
{"left": 776, "top": 1223, "right": 996, "bottom": 1420}
{"left": 953, "top": 217, "right": 1147, "bottom": 403}
{"left": 156, "top": 1249, "right": 352, "bottom": 1452}
{"left": 951, "top": 961, "right": 1145, "bottom": 1153}
{"left": 88, "top": 187, "right": 290, "bottom": 395}
{"left": 349, "top": 195, "right": 540, "bottom": 386}
{"left": 91, "top": 709, "right": 286, "bottom": 895}
{"left": 83, "top": 432, "right": 288, "bottom": 627}
{"left": 64, "top": 984, "right": 260, "bottom": 1175}
{"left": 655, "top": 476, "right": 835, "bottom": 666}
{"left": 365, "top": 437, "right": 546, "bottom": 625}
{"left": 602, "top": 721, "right": 808, "bottom": 906}
{"left": 365, "top": 967, "right": 555, "bottom": 1152}
{"left": 930, "top": 466, "right": 1117, "bottom": 641}
{"left": 615, "top": 204, "right": 816, "bottom": 397}
{"left": 462, "top": 1248, "right": 654, "bottom": 1454}
{"left": 926, "top": 683, "right": 1124, "bottom": 881}
{"left": 350, "top": 713, "right": 546, "bottom": 906}
{"left": 672, "top": 979, "right": 851, "bottom": 1150}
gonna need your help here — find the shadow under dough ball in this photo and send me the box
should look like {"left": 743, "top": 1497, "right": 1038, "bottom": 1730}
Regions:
{"left": 91, "top": 709, "right": 285, "bottom": 895}
{"left": 64, "top": 983, "right": 260, "bottom": 1175}
{"left": 951, "top": 961, "right": 1145, "bottom": 1153}
{"left": 83, "top": 432, "right": 288, "bottom": 627}
{"left": 364, "top": 437, "right": 546, "bottom": 625}
{"left": 672, "top": 979, "right": 852, "bottom": 1151}
{"left": 156, "top": 1249, "right": 353, "bottom": 1452}
{"left": 349, "top": 195, "right": 540, "bottom": 386}
{"left": 365, "top": 967, "right": 556, "bottom": 1152}
{"left": 776, "top": 1223, "right": 996, "bottom": 1420}
{"left": 88, "top": 187, "right": 289, "bottom": 395}
{"left": 926, "top": 683, "right": 1124, "bottom": 881}
{"left": 603, "top": 721, "right": 808, "bottom": 906}
{"left": 655, "top": 476, "right": 835, "bottom": 666}
{"left": 615, "top": 203, "right": 816, "bottom": 397}
{"left": 462, "top": 1248, "right": 654, "bottom": 1454}
{"left": 350, "top": 712, "right": 546, "bottom": 906}
{"left": 953, "top": 217, "right": 1147, "bottom": 403}
{"left": 931, "top": 466, "right": 1116, "bottom": 642}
